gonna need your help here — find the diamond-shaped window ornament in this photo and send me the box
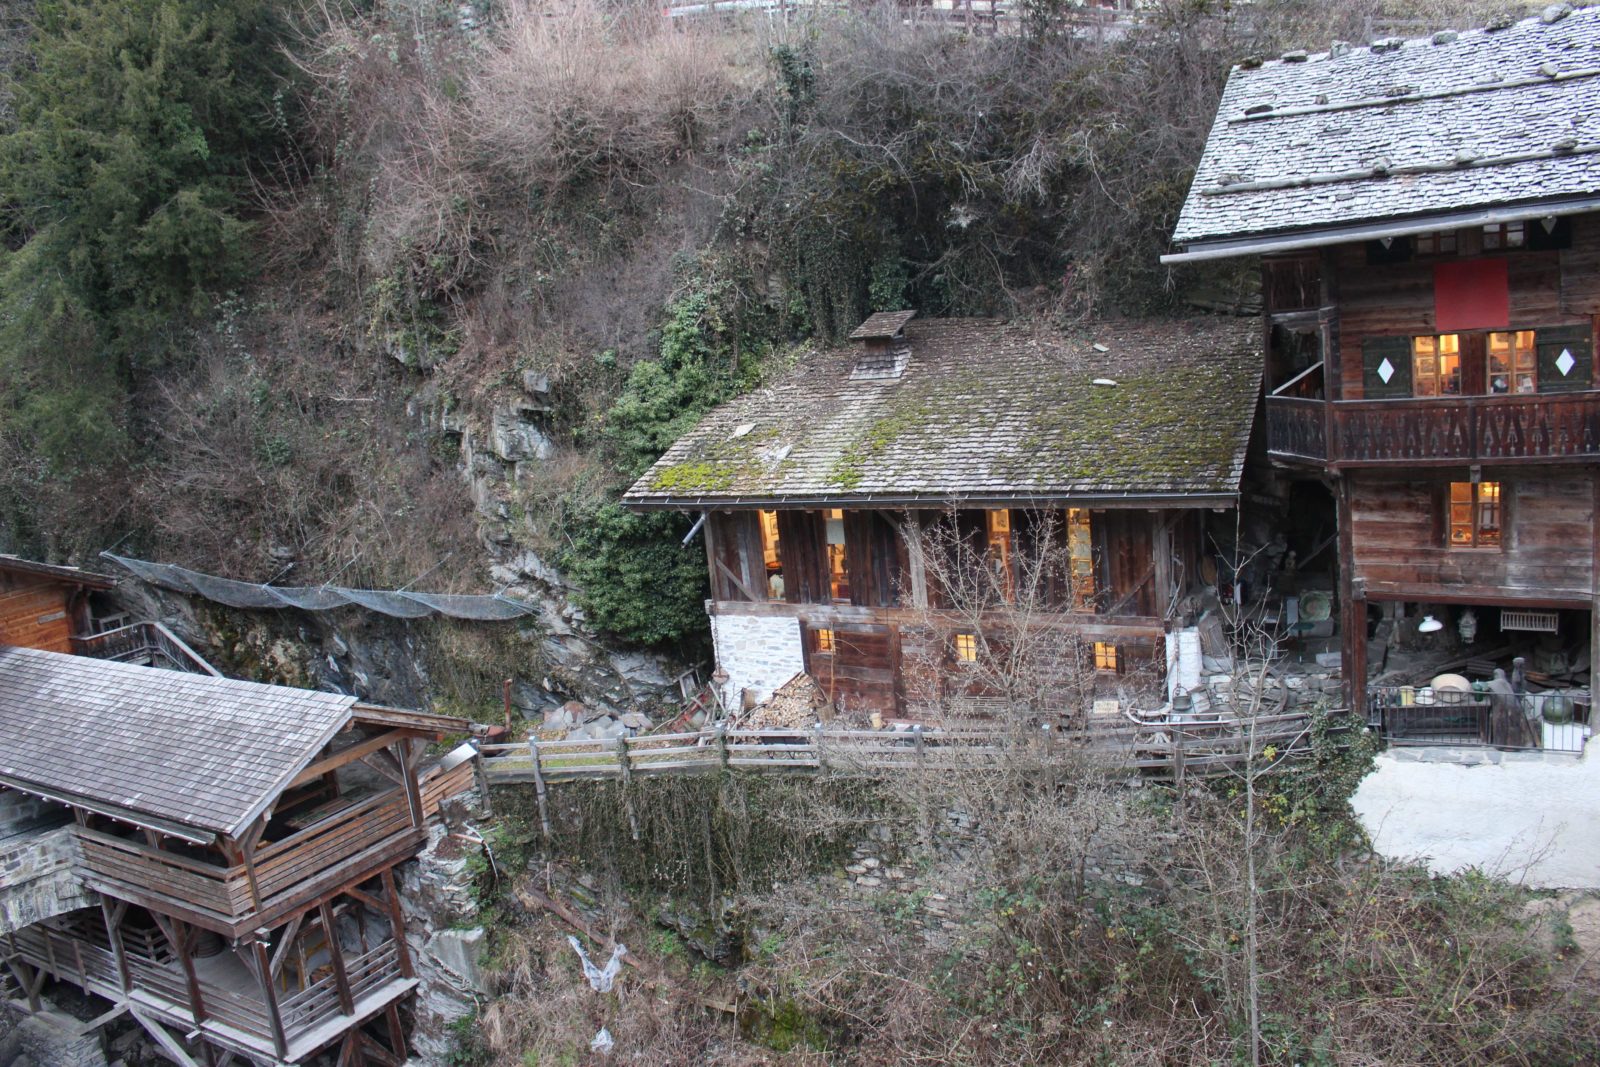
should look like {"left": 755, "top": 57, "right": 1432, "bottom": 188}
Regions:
{"left": 1557, "top": 348, "right": 1577, "bottom": 377}
{"left": 1377, "top": 357, "right": 1396, "bottom": 384}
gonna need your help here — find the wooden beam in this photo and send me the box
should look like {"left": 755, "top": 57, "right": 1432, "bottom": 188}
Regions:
{"left": 320, "top": 901, "right": 356, "bottom": 1016}
{"left": 392, "top": 740, "right": 425, "bottom": 831}
{"left": 248, "top": 939, "right": 289, "bottom": 1062}
{"left": 100, "top": 897, "right": 131, "bottom": 994}
{"left": 128, "top": 1007, "right": 203, "bottom": 1067}
{"left": 170, "top": 919, "right": 208, "bottom": 1027}
{"left": 359, "top": 749, "right": 406, "bottom": 786}
{"left": 381, "top": 868, "right": 414, "bottom": 980}
{"left": 289, "top": 730, "right": 419, "bottom": 789}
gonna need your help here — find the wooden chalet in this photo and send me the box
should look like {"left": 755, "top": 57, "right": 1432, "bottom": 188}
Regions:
{"left": 1166, "top": 7, "right": 1600, "bottom": 725}
{"left": 0, "top": 554, "right": 115, "bottom": 653}
{"left": 0, "top": 646, "right": 475, "bottom": 1066}
{"left": 623, "top": 313, "right": 1260, "bottom": 717}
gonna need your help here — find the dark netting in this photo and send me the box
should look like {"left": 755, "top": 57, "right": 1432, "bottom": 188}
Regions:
{"left": 332, "top": 588, "right": 435, "bottom": 619}
{"left": 264, "top": 586, "right": 351, "bottom": 611}
{"left": 104, "top": 554, "right": 535, "bottom": 621}
{"left": 403, "top": 592, "right": 532, "bottom": 621}
{"left": 174, "top": 567, "right": 288, "bottom": 610}
{"left": 105, "top": 554, "right": 199, "bottom": 594}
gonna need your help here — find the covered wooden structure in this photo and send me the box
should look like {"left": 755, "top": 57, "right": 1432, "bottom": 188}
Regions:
{"left": 624, "top": 314, "right": 1261, "bottom": 717}
{"left": 0, "top": 554, "right": 115, "bottom": 654}
{"left": 0, "top": 646, "right": 474, "bottom": 1065}
{"left": 1167, "top": 7, "right": 1600, "bottom": 725}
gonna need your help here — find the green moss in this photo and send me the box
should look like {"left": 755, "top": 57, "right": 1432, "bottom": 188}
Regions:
{"left": 740, "top": 997, "right": 831, "bottom": 1053}
{"left": 649, "top": 460, "right": 738, "bottom": 492}
{"left": 826, "top": 405, "right": 928, "bottom": 489}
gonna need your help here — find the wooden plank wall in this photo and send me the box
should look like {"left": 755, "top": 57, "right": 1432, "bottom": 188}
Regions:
{"left": 1333, "top": 216, "right": 1600, "bottom": 400}
{"left": 0, "top": 577, "right": 74, "bottom": 653}
{"left": 1349, "top": 469, "right": 1595, "bottom": 604}
{"left": 804, "top": 621, "right": 900, "bottom": 716}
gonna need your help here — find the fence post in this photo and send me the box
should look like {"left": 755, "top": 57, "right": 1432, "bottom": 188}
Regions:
{"left": 526, "top": 738, "right": 551, "bottom": 841}
{"left": 913, "top": 724, "right": 931, "bottom": 849}
{"left": 471, "top": 741, "right": 494, "bottom": 817}
{"left": 813, "top": 721, "right": 826, "bottom": 774}
{"left": 617, "top": 735, "right": 640, "bottom": 842}
{"left": 1042, "top": 723, "right": 1056, "bottom": 791}
{"left": 715, "top": 722, "right": 729, "bottom": 772}
{"left": 1172, "top": 724, "right": 1187, "bottom": 787}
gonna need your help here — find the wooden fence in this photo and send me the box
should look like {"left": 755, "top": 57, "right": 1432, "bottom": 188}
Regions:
{"left": 480, "top": 709, "right": 1348, "bottom": 788}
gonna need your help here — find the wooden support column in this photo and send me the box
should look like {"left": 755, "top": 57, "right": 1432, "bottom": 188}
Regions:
{"left": 248, "top": 939, "right": 289, "bottom": 1062}
{"left": 1591, "top": 473, "right": 1600, "bottom": 712}
{"left": 392, "top": 739, "right": 426, "bottom": 831}
{"left": 167, "top": 918, "right": 208, "bottom": 1026}
{"left": 380, "top": 868, "right": 414, "bottom": 979}
{"left": 319, "top": 900, "right": 356, "bottom": 1016}
{"left": 100, "top": 898, "right": 132, "bottom": 994}
{"left": 1335, "top": 474, "right": 1365, "bottom": 715}
{"left": 1152, "top": 510, "right": 1175, "bottom": 622}
{"left": 5, "top": 956, "right": 44, "bottom": 1012}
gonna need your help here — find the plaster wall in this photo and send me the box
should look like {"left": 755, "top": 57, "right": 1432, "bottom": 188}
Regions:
{"left": 1353, "top": 742, "right": 1600, "bottom": 888}
{"left": 710, "top": 611, "right": 805, "bottom": 709}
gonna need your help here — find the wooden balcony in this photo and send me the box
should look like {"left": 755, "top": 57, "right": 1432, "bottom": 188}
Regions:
{"left": 77, "top": 790, "right": 421, "bottom": 935}
{"left": 1265, "top": 390, "right": 1600, "bottom": 467}
{"left": 5, "top": 915, "right": 412, "bottom": 1064}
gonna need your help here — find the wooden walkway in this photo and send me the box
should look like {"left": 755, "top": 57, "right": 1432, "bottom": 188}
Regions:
{"left": 479, "top": 710, "right": 1350, "bottom": 788}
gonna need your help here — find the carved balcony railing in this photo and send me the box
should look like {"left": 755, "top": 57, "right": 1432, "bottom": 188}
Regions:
{"left": 1265, "top": 390, "right": 1600, "bottom": 467}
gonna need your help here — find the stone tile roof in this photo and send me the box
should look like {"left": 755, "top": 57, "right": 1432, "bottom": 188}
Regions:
{"left": 1173, "top": 6, "right": 1600, "bottom": 246}
{"left": 623, "top": 316, "right": 1260, "bottom": 508}
{"left": 0, "top": 646, "right": 358, "bottom": 840}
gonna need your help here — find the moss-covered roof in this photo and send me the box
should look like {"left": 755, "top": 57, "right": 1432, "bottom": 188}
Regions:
{"left": 623, "top": 316, "right": 1261, "bottom": 508}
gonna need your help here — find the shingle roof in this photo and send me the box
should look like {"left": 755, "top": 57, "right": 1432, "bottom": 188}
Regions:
{"left": 0, "top": 647, "right": 357, "bottom": 840}
{"left": 1173, "top": 6, "right": 1600, "bottom": 247}
{"left": 623, "top": 316, "right": 1260, "bottom": 508}
{"left": 0, "top": 555, "right": 115, "bottom": 590}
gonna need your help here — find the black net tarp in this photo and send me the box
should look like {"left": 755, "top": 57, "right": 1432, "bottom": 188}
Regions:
{"left": 103, "top": 554, "right": 534, "bottom": 621}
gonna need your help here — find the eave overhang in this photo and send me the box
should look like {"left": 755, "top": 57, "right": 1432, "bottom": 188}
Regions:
{"left": 1162, "top": 193, "right": 1600, "bottom": 265}
{"left": 625, "top": 490, "right": 1240, "bottom": 512}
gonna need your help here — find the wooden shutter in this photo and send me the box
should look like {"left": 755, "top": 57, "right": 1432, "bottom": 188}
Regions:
{"left": 1360, "top": 336, "right": 1413, "bottom": 399}
{"left": 1535, "top": 324, "right": 1593, "bottom": 393}
{"left": 844, "top": 511, "right": 903, "bottom": 608}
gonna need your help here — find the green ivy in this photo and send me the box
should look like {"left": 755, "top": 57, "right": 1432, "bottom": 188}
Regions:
{"left": 557, "top": 500, "right": 709, "bottom": 650}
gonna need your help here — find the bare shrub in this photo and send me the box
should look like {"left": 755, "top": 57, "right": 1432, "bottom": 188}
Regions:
{"left": 469, "top": 0, "right": 761, "bottom": 194}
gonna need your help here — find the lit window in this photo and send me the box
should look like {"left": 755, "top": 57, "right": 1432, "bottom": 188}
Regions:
{"left": 1066, "top": 509, "right": 1096, "bottom": 610}
{"left": 953, "top": 633, "right": 978, "bottom": 663}
{"left": 814, "top": 628, "right": 835, "bottom": 654}
{"left": 986, "top": 509, "right": 1014, "bottom": 603}
{"left": 825, "top": 509, "right": 850, "bottom": 602}
{"left": 1412, "top": 334, "right": 1462, "bottom": 396}
{"left": 1449, "top": 482, "right": 1501, "bottom": 548}
{"left": 1414, "top": 230, "right": 1457, "bottom": 257}
{"left": 1093, "top": 642, "right": 1119, "bottom": 672}
{"left": 759, "top": 510, "right": 784, "bottom": 600}
{"left": 1487, "top": 331, "right": 1537, "bottom": 394}
{"left": 1482, "top": 221, "right": 1525, "bottom": 251}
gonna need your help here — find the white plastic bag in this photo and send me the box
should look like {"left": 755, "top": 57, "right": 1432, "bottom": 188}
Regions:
{"left": 567, "top": 934, "right": 628, "bottom": 993}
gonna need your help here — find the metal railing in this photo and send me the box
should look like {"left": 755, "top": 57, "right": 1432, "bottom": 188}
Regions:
{"left": 72, "top": 621, "right": 220, "bottom": 676}
{"left": 1369, "top": 687, "right": 1590, "bottom": 754}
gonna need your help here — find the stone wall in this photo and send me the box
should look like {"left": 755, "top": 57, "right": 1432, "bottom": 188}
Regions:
{"left": 0, "top": 827, "right": 90, "bottom": 935}
{"left": 710, "top": 611, "right": 805, "bottom": 709}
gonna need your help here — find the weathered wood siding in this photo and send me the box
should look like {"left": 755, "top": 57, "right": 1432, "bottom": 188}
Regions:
{"left": 803, "top": 620, "right": 901, "bottom": 716}
{"left": 1331, "top": 216, "right": 1600, "bottom": 400}
{"left": 0, "top": 578, "right": 74, "bottom": 653}
{"left": 1350, "top": 469, "right": 1595, "bottom": 604}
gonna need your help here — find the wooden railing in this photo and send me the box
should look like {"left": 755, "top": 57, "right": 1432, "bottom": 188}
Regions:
{"left": 279, "top": 940, "right": 402, "bottom": 1042}
{"left": 480, "top": 710, "right": 1348, "bottom": 787}
{"left": 1265, "top": 391, "right": 1600, "bottom": 467}
{"left": 72, "top": 621, "right": 221, "bottom": 676}
{"left": 77, "top": 791, "right": 419, "bottom": 926}
{"left": 1263, "top": 396, "right": 1327, "bottom": 461}
{"left": 5, "top": 918, "right": 407, "bottom": 1052}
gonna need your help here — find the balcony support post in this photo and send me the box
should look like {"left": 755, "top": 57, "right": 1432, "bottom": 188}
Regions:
{"left": 1336, "top": 475, "right": 1367, "bottom": 715}
{"left": 319, "top": 900, "right": 356, "bottom": 1016}
{"left": 380, "top": 868, "right": 414, "bottom": 979}
{"left": 247, "top": 937, "right": 289, "bottom": 1061}
{"left": 99, "top": 898, "right": 131, "bottom": 994}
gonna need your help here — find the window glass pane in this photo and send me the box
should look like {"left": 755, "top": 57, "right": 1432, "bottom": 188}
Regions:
{"left": 815, "top": 628, "right": 835, "bottom": 653}
{"left": 759, "top": 511, "right": 784, "bottom": 600}
{"left": 825, "top": 509, "right": 850, "bottom": 601}
{"left": 1450, "top": 482, "right": 1472, "bottom": 503}
{"left": 1488, "top": 333, "right": 1512, "bottom": 392}
{"left": 1093, "top": 642, "right": 1118, "bottom": 672}
{"left": 954, "top": 633, "right": 977, "bottom": 663}
{"left": 1066, "top": 509, "right": 1095, "bottom": 610}
{"left": 987, "top": 509, "right": 1014, "bottom": 603}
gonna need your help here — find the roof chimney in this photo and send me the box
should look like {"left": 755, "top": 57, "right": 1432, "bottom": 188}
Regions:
{"left": 847, "top": 310, "right": 916, "bottom": 380}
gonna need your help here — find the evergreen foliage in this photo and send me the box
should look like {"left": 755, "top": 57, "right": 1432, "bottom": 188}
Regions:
{"left": 0, "top": 0, "right": 291, "bottom": 471}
